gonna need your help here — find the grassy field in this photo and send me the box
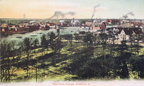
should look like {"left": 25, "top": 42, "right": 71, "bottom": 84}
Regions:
{"left": 1, "top": 41, "right": 144, "bottom": 82}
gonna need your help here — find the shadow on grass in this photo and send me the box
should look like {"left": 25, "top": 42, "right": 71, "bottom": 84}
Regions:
{"left": 60, "top": 47, "right": 139, "bottom": 80}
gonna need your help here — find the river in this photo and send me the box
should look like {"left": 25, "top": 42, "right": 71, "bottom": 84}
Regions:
{"left": 0, "top": 27, "right": 84, "bottom": 42}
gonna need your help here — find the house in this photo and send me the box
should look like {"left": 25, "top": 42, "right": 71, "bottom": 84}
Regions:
{"left": 106, "top": 19, "right": 120, "bottom": 25}
{"left": 101, "top": 22, "right": 106, "bottom": 29}
{"left": 118, "top": 28, "right": 143, "bottom": 41}
{"left": 23, "top": 22, "right": 29, "bottom": 27}
{"left": 59, "top": 20, "right": 68, "bottom": 27}
{"left": 118, "top": 29, "right": 129, "bottom": 41}
{"left": 133, "top": 28, "right": 143, "bottom": 35}
{"left": 85, "top": 22, "right": 92, "bottom": 26}
{"left": 71, "top": 19, "right": 80, "bottom": 26}
{"left": 30, "top": 21, "right": 36, "bottom": 24}
{"left": 93, "top": 19, "right": 101, "bottom": 25}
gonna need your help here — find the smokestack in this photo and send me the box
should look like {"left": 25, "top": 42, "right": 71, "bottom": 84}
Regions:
{"left": 49, "top": 11, "right": 75, "bottom": 20}
{"left": 91, "top": 4, "right": 100, "bottom": 20}
{"left": 122, "top": 11, "right": 134, "bottom": 19}
{"left": 67, "top": 12, "right": 75, "bottom": 15}
{"left": 73, "top": 18, "right": 74, "bottom": 22}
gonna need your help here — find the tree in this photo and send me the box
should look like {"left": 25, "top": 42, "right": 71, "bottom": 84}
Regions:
{"left": 41, "top": 34, "right": 49, "bottom": 54}
{"left": 32, "top": 38, "right": 39, "bottom": 48}
{"left": 129, "top": 34, "right": 135, "bottom": 53}
{"left": 135, "top": 34, "right": 141, "bottom": 54}
{"left": 50, "top": 32, "right": 56, "bottom": 42}
{"left": 8, "top": 41, "right": 18, "bottom": 81}
{"left": 23, "top": 37, "right": 32, "bottom": 77}
{"left": 41, "top": 35, "right": 47, "bottom": 47}
{"left": 115, "top": 40, "right": 130, "bottom": 79}
{"left": 23, "top": 37, "right": 32, "bottom": 56}
{"left": 0, "top": 19, "right": 6, "bottom": 24}
{"left": 99, "top": 33, "right": 108, "bottom": 58}
{"left": 130, "top": 55, "right": 144, "bottom": 78}
{"left": 50, "top": 37, "right": 62, "bottom": 53}
{"left": 99, "top": 33, "right": 108, "bottom": 43}
{"left": 49, "top": 32, "right": 56, "bottom": 51}
{"left": 0, "top": 40, "right": 12, "bottom": 82}
{"left": 74, "top": 33, "right": 81, "bottom": 42}
{"left": 83, "top": 32, "right": 93, "bottom": 48}
{"left": 17, "top": 41, "right": 25, "bottom": 57}
{"left": 61, "top": 34, "right": 73, "bottom": 47}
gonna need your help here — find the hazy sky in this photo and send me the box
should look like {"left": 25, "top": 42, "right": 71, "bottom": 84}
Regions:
{"left": 0, "top": 0, "right": 144, "bottom": 19}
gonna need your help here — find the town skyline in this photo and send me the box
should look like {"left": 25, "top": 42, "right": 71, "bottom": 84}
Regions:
{"left": 0, "top": 0, "right": 144, "bottom": 19}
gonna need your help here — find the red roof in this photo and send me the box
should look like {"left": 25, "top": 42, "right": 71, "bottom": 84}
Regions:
{"left": 118, "top": 27, "right": 143, "bottom": 35}
{"left": 133, "top": 28, "right": 143, "bottom": 34}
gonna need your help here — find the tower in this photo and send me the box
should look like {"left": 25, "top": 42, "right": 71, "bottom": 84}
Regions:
{"left": 23, "top": 14, "right": 26, "bottom": 19}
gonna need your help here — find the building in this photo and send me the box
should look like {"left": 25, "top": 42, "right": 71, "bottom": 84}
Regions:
{"left": 71, "top": 19, "right": 80, "bottom": 26}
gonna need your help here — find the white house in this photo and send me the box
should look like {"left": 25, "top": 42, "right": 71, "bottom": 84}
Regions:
{"left": 59, "top": 20, "right": 66, "bottom": 26}
{"left": 118, "top": 29, "right": 130, "bottom": 41}
{"left": 71, "top": 19, "right": 80, "bottom": 26}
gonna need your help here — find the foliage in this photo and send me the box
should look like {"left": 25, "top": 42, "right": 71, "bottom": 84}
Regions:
{"left": 41, "top": 34, "right": 48, "bottom": 49}
{"left": 83, "top": 32, "right": 93, "bottom": 47}
{"left": 0, "top": 29, "right": 144, "bottom": 82}
{"left": 130, "top": 55, "right": 144, "bottom": 78}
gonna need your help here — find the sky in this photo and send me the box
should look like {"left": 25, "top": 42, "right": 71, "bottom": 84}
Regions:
{"left": 0, "top": 0, "right": 144, "bottom": 19}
